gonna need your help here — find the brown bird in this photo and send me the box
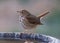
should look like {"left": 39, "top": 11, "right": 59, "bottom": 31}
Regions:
{"left": 17, "top": 10, "right": 49, "bottom": 33}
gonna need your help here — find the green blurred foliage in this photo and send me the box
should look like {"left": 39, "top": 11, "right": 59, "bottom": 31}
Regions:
{"left": 36, "top": 8, "right": 60, "bottom": 39}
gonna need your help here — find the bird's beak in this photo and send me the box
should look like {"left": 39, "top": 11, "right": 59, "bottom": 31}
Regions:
{"left": 17, "top": 11, "right": 20, "bottom": 13}
{"left": 17, "top": 10, "right": 22, "bottom": 13}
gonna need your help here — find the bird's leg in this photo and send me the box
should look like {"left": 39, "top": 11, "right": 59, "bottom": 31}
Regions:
{"left": 24, "top": 29, "right": 36, "bottom": 34}
{"left": 22, "top": 28, "right": 36, "bottom": 34}
{"left": 24, "top": 29, "right": 29, "bottom": 33}
{"left": 22, "top": 29, "right": 29, "bottom": 34}
{"left": 22, "top": 29, "right": 30, "bottom": 34}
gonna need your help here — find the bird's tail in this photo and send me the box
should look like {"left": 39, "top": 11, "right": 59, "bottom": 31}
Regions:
{"left": 37, "top": 10, "right": 49, "bottom": 18}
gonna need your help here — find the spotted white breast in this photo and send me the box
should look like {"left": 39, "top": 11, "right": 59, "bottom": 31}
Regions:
{"left": 19, "top": 16, "right": 37, "bottom": 29}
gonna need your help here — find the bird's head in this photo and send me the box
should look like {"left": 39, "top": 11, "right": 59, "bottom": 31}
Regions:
{"left": 17, "top": 10, "right": 31, "bottom": 16}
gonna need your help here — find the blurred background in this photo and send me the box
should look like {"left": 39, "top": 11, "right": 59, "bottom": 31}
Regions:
{"left": 0, "top": 0, "right": 60, "bottom": 39}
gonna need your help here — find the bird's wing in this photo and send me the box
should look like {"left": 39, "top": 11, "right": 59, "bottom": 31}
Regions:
{"left": 26, "top": 15, "right": 37, "bottom": 24}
